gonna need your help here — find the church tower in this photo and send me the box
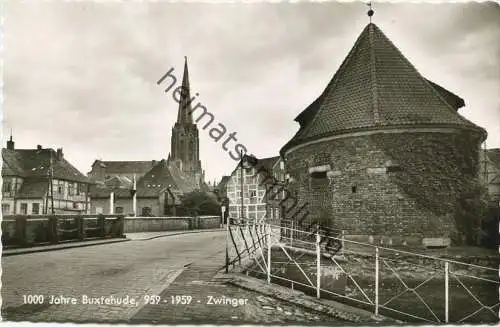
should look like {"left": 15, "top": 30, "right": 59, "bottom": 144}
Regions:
{"left": 168, "top": 57, "right": 204, "bottom": 187}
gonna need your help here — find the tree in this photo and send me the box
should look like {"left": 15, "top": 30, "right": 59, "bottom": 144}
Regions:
{"left": 453, "top": 181, "right": 489, "bottom": 246}
{"left": 180, "top": 190, "right": 221, "bottom": 216}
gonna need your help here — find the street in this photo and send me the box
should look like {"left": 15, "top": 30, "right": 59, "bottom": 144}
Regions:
{"left": 2, "top": 232, "right": 339, "bottom": 324}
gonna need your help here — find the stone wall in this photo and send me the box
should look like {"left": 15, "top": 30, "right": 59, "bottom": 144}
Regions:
{"left": 124, "top": 215, "right": 220, "bottom": 233}
{"left": 284, "top": 129, "right": 483, "bottom": 243}
{"left": 198, "top": 215, "right": 222, "bottom": 229}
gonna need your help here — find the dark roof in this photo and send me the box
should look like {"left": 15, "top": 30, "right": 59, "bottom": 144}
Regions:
{"left": 92, "top": 160, "right": 158, "bottom": 174}
{"left": 2, "top": 148, "right": 90, "bottom": 183}
{"left": 235, "top": 155, "right": 280, "bottom": 183}
{"left": 217, "top": 176, "right": 231, "bottom": 191}
{"left": 257, "top": 156, "right": 281, "bottom": 172}
{"left": 282, "top": 23, "right": 486, "bottom": 154}
{"left": 89, "top": 159, "right": 198, "bottom": 200}
{"left": 104, "top": 175, "right": 133, "bottom": 188}
{"left": 2, "top": 148, "right": 25, "bottom": 176}
{"left": 425, "top": 79, "right": 465, "bottom": 111}
{"left": 136, "top": 160, "right": 179, "bottom": 197}
{"left": 294, "top": 79, "right": 465, "bottom": 131}
{"left": 167, "top": 163, "right": 199, "bottom": 193}
{"left": 486, "top": 149, "right": 500, "bottom": 169}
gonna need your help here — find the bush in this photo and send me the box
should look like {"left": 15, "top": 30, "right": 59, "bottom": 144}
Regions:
{"left": 454, "top": 181, "right": 490, "bottom": 246}
{"left": 480, "top": 206, "right": 500, "bottom": 249}
{"left": 180, "top": 190, "right": 221, "bottom": 216}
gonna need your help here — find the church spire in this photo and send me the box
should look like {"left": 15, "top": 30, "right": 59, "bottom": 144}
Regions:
{"left": 176, "top": 56, "right": 194, "bottom": 124}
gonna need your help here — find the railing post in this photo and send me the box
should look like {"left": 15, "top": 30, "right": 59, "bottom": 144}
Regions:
{"left": 76, "top": 216, "right": 84, "bottom": 241}
{"left": 15, "top": 217, "right": 28, "bottom": 247}
{"left": 375, "top": 247, "right": 379, "bottom": 316}
{"left": 267, "top": 224, "right": 271, "bottom": 284}
{"left": 48, "top": 216, "right": 59, "bottom": 244}
{"left": 316, "top": 233, "right": 321, "bottom": 299}
{"left": 445, "top": 261, "right": 449, "bottom": 323}
{"left": 291, "top": 220, "right": 294, "bottom": 246}
{"left": 99, "top": 214, "right": 106, "bottom": 238}
{"left": 116, "top": 216, "right": 125, "bottom": 237}
{"left": 341, "top": 230, "right": 345, "bottom": 256}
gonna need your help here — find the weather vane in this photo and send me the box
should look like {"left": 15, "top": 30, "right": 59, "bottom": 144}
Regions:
{"left": 367, "top": 2, "right": 374, "bottom": 23}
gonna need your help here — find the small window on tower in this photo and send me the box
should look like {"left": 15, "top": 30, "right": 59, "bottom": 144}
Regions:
{"left": 352, "top": 185, "right": 357, "bottom": 194}
{"left": 311, "top": 171, "right": 327, "bottom": 179}
{"left": 385, "top": 160, "right": 403, "bottom": 173}
{"left": 387, "top": 165, "right": 403, "bottom": 173}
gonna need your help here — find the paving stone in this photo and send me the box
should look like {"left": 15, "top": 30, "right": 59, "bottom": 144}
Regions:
{"left": 1, "top": 232, "right": 226, "bottom": 323}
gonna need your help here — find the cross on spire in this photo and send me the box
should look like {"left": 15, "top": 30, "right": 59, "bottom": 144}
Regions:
{"left": 367, "top": 2, "right": 374, "bottom": 23}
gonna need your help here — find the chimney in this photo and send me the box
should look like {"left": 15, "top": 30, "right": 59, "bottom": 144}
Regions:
{"left": 37, "top": 144, "right": 42, "bottom": 150}
{"left": 56, "top": 148, "right": 63, "bottom": 160}
{"left": 6, "top": 136, "right": 14, "bottom": 150}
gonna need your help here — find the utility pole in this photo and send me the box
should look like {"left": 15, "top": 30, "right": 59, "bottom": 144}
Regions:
{"left": 49, "top": 152, "right": 55, "bottom": 215}
{"left": 84, "top": 183, "right": 89, "bottom": 214}
{"left": 132, "top": 174, "right": 137, "bottom": 216}
{"left": 240, "top": 150, "right": 244, "bottom": 223}
{"left": 44, "top": 165, "right": 50, "bottom": 214}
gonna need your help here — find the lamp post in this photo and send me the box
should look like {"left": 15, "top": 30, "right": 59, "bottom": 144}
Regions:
{"left": 221, "top": 205, "right": 226, "bottom": 228}
{"left": 132, "top": 174, "right": 137, "bottom": 217}
{"left": 165, "top": 184, "right": 174, "bottom": 216}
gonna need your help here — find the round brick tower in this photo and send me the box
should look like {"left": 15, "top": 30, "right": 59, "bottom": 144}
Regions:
{"left": 280, "top": 23, "right": 487, "bottom": 246}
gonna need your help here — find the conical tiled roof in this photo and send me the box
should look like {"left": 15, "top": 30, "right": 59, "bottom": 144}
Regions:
{"left": 282, "top": 23, "right": 485, "bottom": 153}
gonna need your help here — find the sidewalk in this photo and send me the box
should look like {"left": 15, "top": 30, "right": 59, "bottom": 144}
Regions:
{"left": 131, "top": 253, "right": 367, "bottom": 324}
{"left": 125, "top": 228, "right": 224, "bottom": 240}
{"left": 2, "top": 238, "right": 130, "bottom": 257}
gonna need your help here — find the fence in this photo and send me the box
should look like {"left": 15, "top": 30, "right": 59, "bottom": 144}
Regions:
{"left": 225, "top": 217, "right": 499, "bottom": 324}
{"left": 1, "top": 214, "right": 125, "bottom": 248}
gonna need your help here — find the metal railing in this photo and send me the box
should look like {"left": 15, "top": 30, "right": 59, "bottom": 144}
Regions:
{"left": 225, "top": 217, "right": 499, "bottom": 323}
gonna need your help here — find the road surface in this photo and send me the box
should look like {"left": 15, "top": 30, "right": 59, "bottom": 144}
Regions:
{"left": 2, "top": 231, "right": 339, "bottom": 324}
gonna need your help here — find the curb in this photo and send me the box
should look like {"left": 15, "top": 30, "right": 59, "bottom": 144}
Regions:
{"left": 2, "top": 238, "right": 130, "bottom": 257}
{"left": 217, "top": 273, "right": 400, "bottom": 324}
{"left": 126, "top": 228, "right": 224, "bottom": 241}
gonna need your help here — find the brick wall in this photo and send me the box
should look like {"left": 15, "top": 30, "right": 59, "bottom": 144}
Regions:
{"left": 284, "top": 130, "right": 483, "bottom": 241}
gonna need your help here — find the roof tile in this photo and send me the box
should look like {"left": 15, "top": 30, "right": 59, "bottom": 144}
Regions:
{"left": 2, "top": 148, "right": 90, "bottom": 183}
{"left": 283, "top": 23, "right": 485, "bottom": 153}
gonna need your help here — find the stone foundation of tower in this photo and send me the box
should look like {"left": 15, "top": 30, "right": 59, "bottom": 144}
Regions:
{"left": 284, "top": 128, "right": 484, "bottom": 244}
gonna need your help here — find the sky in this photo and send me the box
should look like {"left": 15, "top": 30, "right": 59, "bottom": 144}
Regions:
{"left": 3, "top": 1, "right": 500, "bottom": 183}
